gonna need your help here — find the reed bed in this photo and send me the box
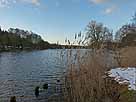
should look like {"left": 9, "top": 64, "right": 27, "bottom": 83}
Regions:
{"left": 63, "top": 49, "right": 119, "bottom": 102}
{"left": 63, "top": 47, "right": 136, "bottom": 102}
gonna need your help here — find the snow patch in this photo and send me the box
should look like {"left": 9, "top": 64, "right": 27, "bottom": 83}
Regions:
{"left": 108, "top": 67, "right": 136, "bottom": 90}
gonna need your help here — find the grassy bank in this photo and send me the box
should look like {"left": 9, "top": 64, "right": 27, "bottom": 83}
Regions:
{"left": 63, "top": 47, "right": 136, "bottom": 102}
{"left": 119, "top": 47, "right": 136, "bottom": 67}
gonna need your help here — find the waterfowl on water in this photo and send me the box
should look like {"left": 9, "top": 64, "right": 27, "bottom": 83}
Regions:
{"left": 43, "top": 83, "right": 48, "bottom": 90}
{"left": 35, "top": 86, "right": 40, "bottom": 98}
{"left": 57, "top": 79, "right": 60, "bottom": 83}
{"left": 10, "top": 96, "right": 16, "bottom": 102}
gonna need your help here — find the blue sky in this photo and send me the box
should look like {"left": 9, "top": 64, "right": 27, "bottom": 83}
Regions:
{"left": 0, "top": 0, "right": 136, "bottom": 44}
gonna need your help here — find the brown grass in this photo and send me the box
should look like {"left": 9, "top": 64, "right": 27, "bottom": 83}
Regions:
{"left": 64, "top": 49, "right": 120, "bottom": 102}
{"left": 63, "top": 47, "right": 136, "bottom": 102}
{"left": 119, "top": 47, "right": 136, "bottom": 67}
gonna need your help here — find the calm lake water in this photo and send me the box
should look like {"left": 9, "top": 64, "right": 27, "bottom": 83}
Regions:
{"left": 0, "top": 49, "right": 67, "bottom": 102}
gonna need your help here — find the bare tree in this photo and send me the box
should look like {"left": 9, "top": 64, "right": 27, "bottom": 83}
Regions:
{"left": 85, "top": 20, "right": 113, "bottom": 49}
{"left": 115, "top": 24, "right": 131, "bottom": 42}
{"left": 115, "top": 12, "right": 136, "bottom": 43}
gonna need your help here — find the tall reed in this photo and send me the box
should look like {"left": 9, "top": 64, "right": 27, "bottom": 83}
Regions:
{"left": 63, "top": 48, "right": 122, "bottom": 102}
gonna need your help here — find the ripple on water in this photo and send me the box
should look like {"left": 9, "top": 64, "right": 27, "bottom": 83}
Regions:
{"left": 0, "top": 50, "right": 66, "bottom": 102}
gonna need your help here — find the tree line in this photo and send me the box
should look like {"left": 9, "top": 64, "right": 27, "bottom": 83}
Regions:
{"left": 0, "top": 28, "right": 50, "bottom": 51}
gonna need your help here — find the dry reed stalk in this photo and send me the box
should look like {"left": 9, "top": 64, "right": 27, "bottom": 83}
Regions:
{"left": 64, "top": 49, "right": 122, "bottom": 102}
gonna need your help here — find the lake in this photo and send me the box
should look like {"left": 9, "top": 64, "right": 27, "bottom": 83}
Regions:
{"left": 0, "top": 49, "right": 67, "bottom": 102}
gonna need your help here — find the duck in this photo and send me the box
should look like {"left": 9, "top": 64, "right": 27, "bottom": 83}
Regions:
{"left": 57, "top": 79, "right": 60, "bottom": 83}
{"left": 43, "top": 83, "right": 48, "bottom": 90}
{"left": 10, "top": 96, "right": 16, "bottom": 102}
{"left": 35, "top": 86, "right": 40, "bottom": 98}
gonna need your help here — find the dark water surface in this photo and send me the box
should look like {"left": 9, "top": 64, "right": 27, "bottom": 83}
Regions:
{"left": 0, "top": 49, "right": 67, "bottom": 102}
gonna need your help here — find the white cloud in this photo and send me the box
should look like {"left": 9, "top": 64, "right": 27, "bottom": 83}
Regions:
{"left": 0, "top": 0, "right": 10, "bottom": 7}
{"left": 22, "top": 0, "right": 40, "bottom": 6}
{"left": 89, "top": 0, "right": 109, "bottom": 4}
{"left": 88, "top": 0, "right": 118, "bottom": 15}
{"left": 0, "top": 0, "right": 41, "bottom": 8}
{"left": 104, "top": 6, "right": 117, "bottom": 14}
{"left": 29, "top": 0, "right": 40, "bottom": 6}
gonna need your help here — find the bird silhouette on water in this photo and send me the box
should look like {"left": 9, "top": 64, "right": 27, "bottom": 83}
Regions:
{"left": 35, "top": 86, "right": 40, "bottom": 98}
{"left": 57, "top": 79, "right": 60, "bottom": 83}
{"left": 43, "top": 83, "right": 48, "bottom": 90}
{"left": 35, "top": 84, "right": 48, "bottom": 98}
{"left": 10, "top": 96, "right": 16, "bottom": 102}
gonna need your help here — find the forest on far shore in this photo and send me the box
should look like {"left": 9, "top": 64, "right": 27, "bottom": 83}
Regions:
{"left": 0, "top": 27, "right": 51, "bottom": 51}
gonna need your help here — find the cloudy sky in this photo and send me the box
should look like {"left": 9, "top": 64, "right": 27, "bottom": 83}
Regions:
{"left": 0, "top": 0, "right": 136, "bottom": 44}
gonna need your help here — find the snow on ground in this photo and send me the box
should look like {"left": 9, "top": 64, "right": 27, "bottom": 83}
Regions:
{"left": 108, "top": 67, "right": 136, "bottom": 90}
